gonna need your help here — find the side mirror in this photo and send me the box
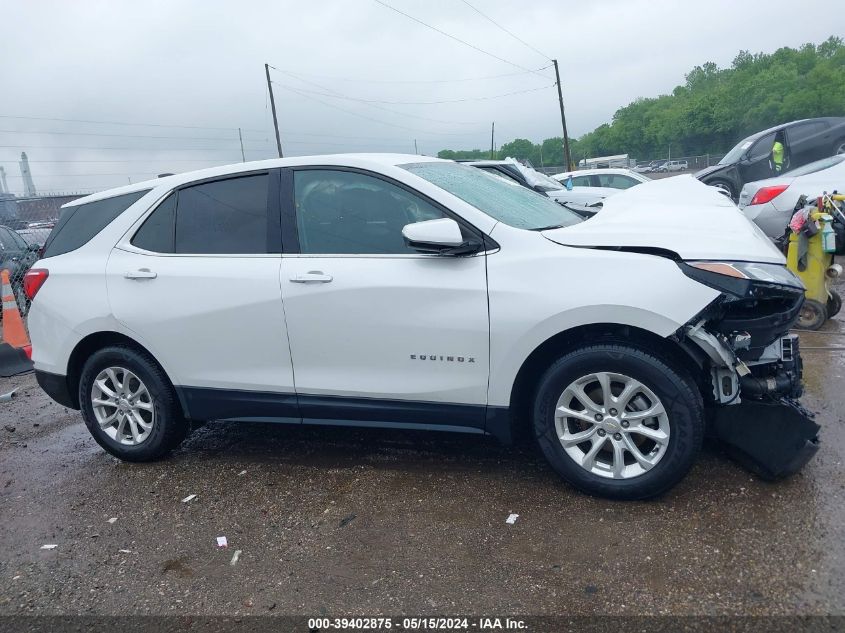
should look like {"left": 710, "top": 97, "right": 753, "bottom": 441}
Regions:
{"left": 402, "top": 218, "right": 477, "bottom": 255}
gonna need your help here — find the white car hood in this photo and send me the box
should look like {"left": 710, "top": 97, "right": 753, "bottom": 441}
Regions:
{"left": 542, "top": 175, "right": 785, "bottom": 263}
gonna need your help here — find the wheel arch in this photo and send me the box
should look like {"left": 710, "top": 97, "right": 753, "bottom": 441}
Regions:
{"left": 65, "top": 331, "right": 180, "bottom": 412}
{"left": 504, "top": 323, "right": 710, "bottom": 442}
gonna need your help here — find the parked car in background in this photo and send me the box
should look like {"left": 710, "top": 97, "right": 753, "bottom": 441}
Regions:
{"left": 0, "top": 224, "right": 42, "bottom": 313}
{"left": 665, "top": 160, "right": 688, "bottom": 172}
{"left": 633, "top": 164, "right": 652, "bottom": 174}
{"left": 27, "top": 155, "right": 815, "bottom": 499}
{"left": 17, "top": 227, "right": 51, "bottom": 249}
{"left": 738, "top": 154, "right": 845, "bottom": 239}
{"left": 465, "top": 159, "right": 617, "bottom": 207}
{"left": 696, "top": 117, "right": 845, "bottom": 199}
{"left": 551, "top": 168, "right": 650, "bottom": 190}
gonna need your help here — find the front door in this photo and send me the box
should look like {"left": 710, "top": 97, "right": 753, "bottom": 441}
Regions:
{"left": 279, "top": 167, "right": 490, "bottom": 430}
{"left": 106, "top": 170, "right": 298, "bottom": 421}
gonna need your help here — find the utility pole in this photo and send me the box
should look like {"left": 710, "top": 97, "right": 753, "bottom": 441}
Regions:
{"left": 552, "top": 60, "right": 572, "bottom": 170}
{"left": 265, "top": 63, "right": 283, "bottom": 158}
{"left": 239, "top": 128, "right": 246, "bottom": 162}
{"left": 414, "top": 139, "right": 418, "bottom": 155}
{"left": 490, "top": 122, "right": 495, "bottom": 159}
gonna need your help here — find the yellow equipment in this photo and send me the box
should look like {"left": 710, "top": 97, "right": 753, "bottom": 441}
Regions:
{"left": 786, "top": 195, "right": 843, "bottom": 329}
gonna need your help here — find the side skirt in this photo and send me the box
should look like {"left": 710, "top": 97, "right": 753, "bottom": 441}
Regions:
{"left": 175, "top": 387, "right": 511, "bottom": 443}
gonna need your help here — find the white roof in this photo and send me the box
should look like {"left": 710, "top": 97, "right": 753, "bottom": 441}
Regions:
{"left": 552, "top": 168, "right": 646, "bottom": 180}
{"left": 64, "top": 153, "right": 443, "bottom": 208}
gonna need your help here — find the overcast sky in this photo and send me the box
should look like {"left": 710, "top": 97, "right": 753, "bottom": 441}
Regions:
{"left": 0, "top": 0, "right": 842, "bottom": 194}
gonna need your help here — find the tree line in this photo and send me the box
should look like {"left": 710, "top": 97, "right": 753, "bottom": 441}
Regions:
{"left": 437, "top": 37, "right": 845, "bottom": 166}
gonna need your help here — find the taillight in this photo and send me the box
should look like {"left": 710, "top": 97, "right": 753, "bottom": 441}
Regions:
{"left": 23, "top": 268, "right": 49, "bottom": 300}
{"left": 749, "top": 184, "right": 789, "bottom": 205}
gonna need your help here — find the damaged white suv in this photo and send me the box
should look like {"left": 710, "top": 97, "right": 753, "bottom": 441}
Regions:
{"left": 26, "top": 155, "right": 818, "bottom": 499}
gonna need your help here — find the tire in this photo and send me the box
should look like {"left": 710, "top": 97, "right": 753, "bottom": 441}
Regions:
{"left": 827, "top": 290, "right": 842, "bottom": 318}
{"left": 709, "top": 179, "right": 735, "bottom": 201}
{"left": 834, "top": 138, "right": 845, "bottom": 156}
{"left": 532, "top": 344, "right": 704, "bottom": 500}
{"left": 78, "top": 345, "right": 189, "bottom": 462}
{"left": 796, "top": 299, "right": 827, "bottom": 330}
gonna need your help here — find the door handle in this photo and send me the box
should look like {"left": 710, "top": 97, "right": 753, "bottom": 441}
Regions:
{"left": 124, "top": 268, "right": 157, "bottom": 280}
{"left": 290, "top": 271, "right": 333, "bottom": 283}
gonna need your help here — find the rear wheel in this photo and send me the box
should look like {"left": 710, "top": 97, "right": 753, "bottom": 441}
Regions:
{"left": 796, "top": 299, "right": 827, "bottom": 330}
{"left": 532, "top": 344, "right": 704, "bottom": 500}
{"left": 834, "top": 138, "right": 845, "bottom": 156}
{"left": 827, "top": 290, "right": 842, "bottom": 318}
{"left": 79, "top": 345, "right": 189, "bottom": 461}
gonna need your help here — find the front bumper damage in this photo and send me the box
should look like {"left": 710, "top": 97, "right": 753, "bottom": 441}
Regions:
{"left": 683, "top": 320, "right": 819, "bottom": 480}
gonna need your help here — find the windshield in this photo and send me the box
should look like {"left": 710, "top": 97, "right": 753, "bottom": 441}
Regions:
{"left": 718, "top": 136, "right": 756, "bottom": 165}
{"left": 783, "top": 154, "right": 845, "bottom": 178}
{"left": 403, "top": 162, "right": 583, "bottom": 231}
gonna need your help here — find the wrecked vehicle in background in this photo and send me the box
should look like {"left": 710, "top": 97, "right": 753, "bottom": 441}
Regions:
{"left": 26, "top": 157, "right": 818, "bottom": 500}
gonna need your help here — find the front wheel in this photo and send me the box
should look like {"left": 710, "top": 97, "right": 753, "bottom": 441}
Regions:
{"left": 796, "top": 299, "right": 827, "bottom": 330}
{"left": 533, "top": 344, "right": 704, "bottom": 500}
{"left": 79, "top": 345, "right": 189, "bottom": 461}
{"left": 709, "top": 179, "right": 735, "bottom": 201}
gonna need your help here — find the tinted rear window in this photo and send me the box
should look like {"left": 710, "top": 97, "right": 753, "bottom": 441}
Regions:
{"left": 174, "top": 174, "right": 269, "bottom": 254}
{"left": 42, "top": 190, "right": 150, "bottom": 258}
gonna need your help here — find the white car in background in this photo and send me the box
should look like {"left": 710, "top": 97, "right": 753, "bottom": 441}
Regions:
{"left": 467, "top": 158, "right": 618, "bottom": 207}
{"left": 738, "top": 154, "right": 845, "bottom": 239}
{"left": 552, "top": 168, "right": 651, "bottom": 190}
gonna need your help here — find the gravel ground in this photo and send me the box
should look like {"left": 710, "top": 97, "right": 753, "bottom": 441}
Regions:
{"left": 0, "top": 310, "right": 843, "bottom": 620}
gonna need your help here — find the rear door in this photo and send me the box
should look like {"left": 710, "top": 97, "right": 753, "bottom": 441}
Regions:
{"left": 278, "top": 167, "right": 490, "bottom": 429}
{"left": 786, "top": 120, "right": 831, "bottom": 166}
{"left": 106, "top": 170, "right": 297, "bottom": 420}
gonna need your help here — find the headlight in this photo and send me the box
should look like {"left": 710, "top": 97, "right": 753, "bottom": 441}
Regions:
{"left": 679, "top": 261, "right": 804, "bottom": 297}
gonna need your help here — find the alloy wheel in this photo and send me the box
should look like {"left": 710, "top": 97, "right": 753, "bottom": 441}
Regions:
{"left": 91, "top": 367, "right": 155, "bottom": 445}
{"left": 554, "top": 372, "right": 670, "bottom": 479}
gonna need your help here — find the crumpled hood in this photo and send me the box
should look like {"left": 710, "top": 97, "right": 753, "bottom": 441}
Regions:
{"left": 695, "top": 163, "right": 731, "bottom": 179}
{"left": 541, "top": 175, "right": 785, "bottom": 263}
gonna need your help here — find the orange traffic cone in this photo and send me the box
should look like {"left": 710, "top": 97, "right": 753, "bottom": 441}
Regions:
{"left": 1, "top": 269, "right": 31, "bottom": 350}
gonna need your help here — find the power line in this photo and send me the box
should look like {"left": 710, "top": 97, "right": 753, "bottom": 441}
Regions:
{"left": 458, "top": 0, "right": 551, "bottom": 62}
{"left": 275, "top": 82, "right": 483, "bottom": 137}
{"left": 0, "top": 128, "right": 245, "bottom": 141}
{"left": 270, "top": 67, "right": 481, "bottom": 126}
{"left": 0, "top": 114, "right": 264, "bottom": 133}
{"left": 0, "top": 145, "right": 272, "bottom": 151}
{"left": 373, "top": 0, "right": 553, "bottom": 79}
{"left": 282, "top": 82, "right": 556, "bottom": 105}
{"left": 277, "top": 65, "right": 552, "bottom": 85}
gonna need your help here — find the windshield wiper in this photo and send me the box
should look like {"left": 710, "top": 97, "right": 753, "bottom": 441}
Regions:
{"left": 530, "top": 224, "right": 567, "bottom": 231}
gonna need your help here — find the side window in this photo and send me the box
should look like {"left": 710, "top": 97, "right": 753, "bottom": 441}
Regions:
{"left": 174, "top": 174, "right": 269, "bottom": 254}
{"left": 748, "top": 132, "right": 777, "bottom": 160}
{"left": 41, "top": 190, "right": 150, "bottom": 259}
{"left": 571, "top": 175, "right": 591, "bottom": 187}
{"left": 0, "top": 228, "right": 14, "bottom": 251}
{"left": 788, "top": 121, "right": 827, "bottom": 143}
{"left": 131, "top": 193, "right": 176, "bottom": 253}
{"left": 293, "top": 170, "right": 447, "bottom": 255}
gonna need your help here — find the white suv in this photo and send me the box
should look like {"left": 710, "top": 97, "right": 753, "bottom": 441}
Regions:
{"left": 26, "top": 156, "right": 818, "bottom": 499}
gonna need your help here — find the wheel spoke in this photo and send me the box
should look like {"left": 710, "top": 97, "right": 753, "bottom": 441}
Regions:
{"left": 622, "top": 402, "right": 666, "bottom": 422}
{"left": 571, "top": 384, "right": 602, "bottom": 414}
{"left": 114, "top": 415, "right": 127, "bottom": 440}
{"left": 95, "top": 379, "right": 117, "bottom": 399}
{"left": 98, "top": 411, "right": 118, "bottom": 428}
{"left": 581, "top": 435, "right": 607, "bottom": 470}
{"left": 627, "top": 424, "right": 669, "bottom": 443}
{"left": 613, "top": 380, "right": 640, "bottom": 409}
{"left": 560, "top": 426, "right": 597, "bottom": 447}
{"left": 596, "top": 373, "right": 612, "bottom": 409}
{"left": 611, "top": 440, "right": 625, "bottom": 479}
{"left": 131, "top": 410, "right": 152, "bottom": 431}
{"left": 92, "top": 398, "right": 116, "bottom": 408}
{"left": 127, "top": 416, "right": 141, "bottom": 443}
{"left": 621, "top": 433, "right": 656, "bottom": 470}
{"left": 134, "top": 399, "right": 153, "bottom": 412}
{"left": 556, "top": 405, "right": 597, "bottom": 425}
{"left": 106, "top": 368, "right": 123, "bottom": 394}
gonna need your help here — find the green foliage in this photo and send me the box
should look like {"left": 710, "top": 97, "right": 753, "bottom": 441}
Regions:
{"left": 438, "top": 37, "right": 845, "bottom": 163}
